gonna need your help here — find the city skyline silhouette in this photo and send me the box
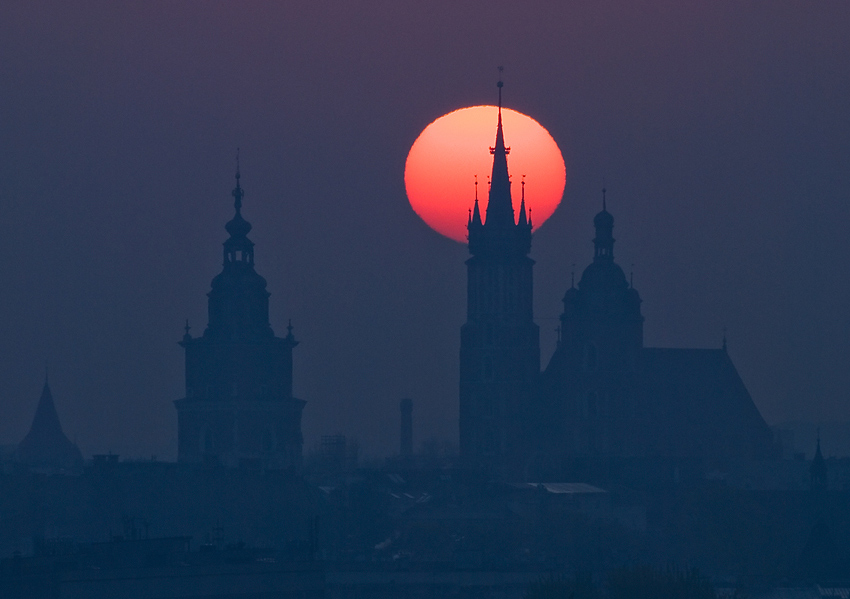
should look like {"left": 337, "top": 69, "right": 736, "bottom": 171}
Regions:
{"left": 1, "top": 1, "right": 849, "bottom": 460}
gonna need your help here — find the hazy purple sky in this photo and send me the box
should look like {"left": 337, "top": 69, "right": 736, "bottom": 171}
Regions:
{"left": 1, "top": 1, "right": 848, "bottom": 459}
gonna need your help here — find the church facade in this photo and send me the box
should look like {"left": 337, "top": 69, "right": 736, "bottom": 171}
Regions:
{"left": 460, "top": 84, "right": 776, "bottom": 476}
{"left": 174, "top": 165, "right": 304, "bottom": 470}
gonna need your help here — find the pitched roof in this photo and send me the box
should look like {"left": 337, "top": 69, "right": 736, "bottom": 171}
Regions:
{"left": 17, "top": 381, "right": 84, "bottom": 471}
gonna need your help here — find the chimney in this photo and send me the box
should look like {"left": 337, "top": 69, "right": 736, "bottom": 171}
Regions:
{"left": 400, "top": 398, "right": 413, "bottom": 458}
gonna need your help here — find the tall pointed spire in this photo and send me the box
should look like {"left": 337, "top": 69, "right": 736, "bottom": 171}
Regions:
{"left": 485, "top": 72, "right": 514, "bottom": 228}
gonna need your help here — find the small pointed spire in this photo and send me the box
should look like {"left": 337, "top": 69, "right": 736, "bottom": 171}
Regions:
{"left": 470, "top": 176, "right": 483, "bottom": 227}
{"left": 528, "top": 208, "right": 532, "bottom": 228}
{"left": 517, "top": 175, "right": 528, "bottom": 226}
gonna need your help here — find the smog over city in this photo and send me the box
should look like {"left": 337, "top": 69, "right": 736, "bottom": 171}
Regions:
{"left": 1, "top": 2, "right": 849, "bottom": 597}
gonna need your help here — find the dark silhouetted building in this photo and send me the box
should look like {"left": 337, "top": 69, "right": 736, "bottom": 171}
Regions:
{"left": 461, "top": 82, "right": 775, "bottom": 476}
{"left": 174, "top": 164, "right": 304, "bottom": 470}
{"left": 16, "top": 377, "right": 84, "bottom": 473}
{"left": 459, "top": 82, "right": 540, "bottom": 470}
{"left": 536, "top": 202, "right": 775, "bottom": 467}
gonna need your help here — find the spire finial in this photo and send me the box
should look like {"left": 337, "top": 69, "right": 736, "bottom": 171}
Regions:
{"left": 232, "top": 148, "right": 243, "bottom": 213}
{"left": 602, "top": 186, "right": 607, "bottom": 212}
{"left": 497, "top": 66, "right": 504, "bottom": 112}
{"left": 184, "top": 319, "right": 191, "bottom": 335}
{"left": 287, "top": 319, "right": 294, "bottom": 338}
{"left": 474, "top": 174, "right": 478, "bottom": 201}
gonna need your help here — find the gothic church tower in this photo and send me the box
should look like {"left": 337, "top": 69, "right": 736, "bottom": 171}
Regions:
{"left": 459, "top": 81, "right": 540, "bottom": 469}
{"left": 175, "top": 162, "right": 304, "bottom": 470}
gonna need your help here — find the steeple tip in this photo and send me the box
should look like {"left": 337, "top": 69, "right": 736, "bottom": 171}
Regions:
{"left": 232, "top": 148, "right": 244, "bottom": 213}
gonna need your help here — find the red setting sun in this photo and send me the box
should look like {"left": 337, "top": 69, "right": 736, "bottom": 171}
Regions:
{"left": 405, "top": 106, "right": 566, "bottom": 243}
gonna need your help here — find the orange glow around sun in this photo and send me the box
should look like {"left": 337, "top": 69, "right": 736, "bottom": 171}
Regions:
{"left": 405, "top": 106, "right": 566, "bottom": 243}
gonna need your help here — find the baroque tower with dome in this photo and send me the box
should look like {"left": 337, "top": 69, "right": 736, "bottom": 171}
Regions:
{"left": 174, "top": 162, "right": 304, "bottom": 470}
